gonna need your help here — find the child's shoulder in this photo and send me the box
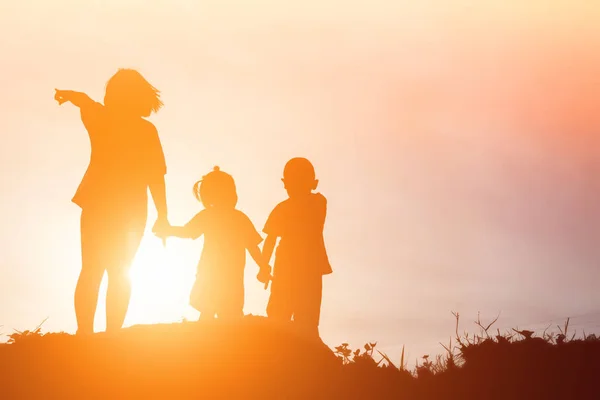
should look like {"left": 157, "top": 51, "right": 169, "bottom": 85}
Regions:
{"left": 80, "top": 101, "right": 106, "bottom": 127}
{"left": 270, "top": 193, "right": 327, "bottom": 216}
{"left": 89, "top": 100, "right": 105, "bottom": 110}
{"left": 298, "top": 193, "right": 327, "bottom": 207}
{"left": 268, "top": 198, "right": 291, "bottom": 215}
{"left": 191, "top": 209, "right": 208, "bottom": 220}
{"left": 138, "top": 117, "right": 157, "bottom": 132}
{"left": 311, "top": 192, "right": 327, "bottom": 204}
{"left": 232, "top": 209, "right": 257, "bottom": 224}
{"left": 275, "top": 198, "right": 292, "bottom": 207}
{"left": 231, "top": 208, "right": 249, "bottom": 217}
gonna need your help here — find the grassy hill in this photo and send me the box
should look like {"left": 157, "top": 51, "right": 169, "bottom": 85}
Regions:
{"left": 1, "top": 316, "right": 598, "bottom": 399}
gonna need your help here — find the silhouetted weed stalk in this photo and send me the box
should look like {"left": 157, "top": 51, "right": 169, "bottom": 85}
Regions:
{"left": 3, "top": 314, "right": 599, "bottom": 398}
{"left": 4, "top": 313, "right": 599, "bottom": 378}
{"left": 333, "top": 311, "right": 600, "bottom": 377}
{"left": 5, "top": 318, "right": 48, "bottom": 344}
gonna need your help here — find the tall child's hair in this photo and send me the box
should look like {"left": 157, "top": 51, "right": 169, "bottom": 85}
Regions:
{"left": 193, "top": 166, "right": 238, "bottom": 209}
{"left": 104, "top": 68, "right": 163, "bottom": 117}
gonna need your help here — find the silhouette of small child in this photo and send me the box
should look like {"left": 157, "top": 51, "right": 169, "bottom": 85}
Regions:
{"left": 262, "top": 158, "right": 332, "bottom": 337}
{"left": 157, "top": 167, "right": 272, "bottom": 319}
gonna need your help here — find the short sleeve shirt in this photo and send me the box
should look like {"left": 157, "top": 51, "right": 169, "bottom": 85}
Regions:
{"left": 72, "top": 103, "right": 167, "bottom": 210}
{"left": 264, "top": 193, "right": 332, "bottom": 276}
{"left": 184, "top": 208, "right": 263, "bottom": 273}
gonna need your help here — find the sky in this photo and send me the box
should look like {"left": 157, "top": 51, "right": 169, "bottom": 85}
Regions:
{"left": 0, "top": 0, "right": 599, "bottom": 364}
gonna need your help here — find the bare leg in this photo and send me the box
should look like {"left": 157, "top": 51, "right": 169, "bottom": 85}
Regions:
{"left": 74, "top": 265, "right": 105, "bottom": 335}
{"left": 105, "top": 214, "right": 146, "bottom": 332}
{"left": 267, "top": 274, "right": 293, "bottom": 322}
{"left": 292, "top": 276, "right": 323, "bottom": 338}
{"left": 105, "top": 266, "right": 132, "bottom": 332}
{"left": 76, "top": 210, "right": 106, "bottom": 335}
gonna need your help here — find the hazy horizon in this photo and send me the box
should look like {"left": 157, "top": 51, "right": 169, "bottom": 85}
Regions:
{"left": 1, "top": 0, "right": 599, "bottom": 363}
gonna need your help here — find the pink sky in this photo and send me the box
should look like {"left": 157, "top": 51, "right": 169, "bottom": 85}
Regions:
{"left": 0, "top": 0, "right": 598, "bottom": 363}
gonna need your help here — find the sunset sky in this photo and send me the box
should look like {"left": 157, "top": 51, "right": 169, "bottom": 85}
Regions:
{"left": 0, "top": 0, "right": 598, "bottom": 363}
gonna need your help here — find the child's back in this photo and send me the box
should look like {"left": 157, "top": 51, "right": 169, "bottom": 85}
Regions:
{"left": 264, "top": 192, "right": 332, "bottom": 278}
{"left": 160, "top": 166, "right": 271, "bottom": 319}
{"left": 186, "top": 206, "right": 263, "bottom": 316}
{"left": 262, "top": 158, "right": 332, "bottom": 336}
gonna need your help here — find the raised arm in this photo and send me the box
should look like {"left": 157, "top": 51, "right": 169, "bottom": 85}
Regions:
{"left": 54, "top": 89, "right": 95, "bottom": 109}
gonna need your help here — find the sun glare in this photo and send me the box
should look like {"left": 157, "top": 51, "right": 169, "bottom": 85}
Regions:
{"left": 124, "top": 236, "right": 199, "bottom": 326}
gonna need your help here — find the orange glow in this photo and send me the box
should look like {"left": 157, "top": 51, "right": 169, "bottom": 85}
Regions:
{"left": 0, "top": 0, "right": 598, "bottom": 365}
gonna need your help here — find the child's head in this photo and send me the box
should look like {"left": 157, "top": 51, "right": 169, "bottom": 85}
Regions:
{"left": 104, "top": 69, "right": 163, "bottom": 118}
{"left": 193, "top": 166, "right": 238, "bottom": 209}
{"left": 282, "top": 157, "right": 319, "bottom": 198}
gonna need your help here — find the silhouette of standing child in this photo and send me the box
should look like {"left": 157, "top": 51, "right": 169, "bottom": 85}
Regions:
{"left": 54, "top": 69, "right": 169, "bottom": 334}
{"left": 262, "top": 158, "right": 332, "bottom": 337}
{"left": 157, "top": 167, "right": 272, "bottom": 319}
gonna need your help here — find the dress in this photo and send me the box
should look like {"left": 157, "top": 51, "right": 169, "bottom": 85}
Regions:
{"left": 75, "top": 102, "right": 167, "bottom": 272}
{"left": 183, "top": 207, "right": 263, "bottom": 315}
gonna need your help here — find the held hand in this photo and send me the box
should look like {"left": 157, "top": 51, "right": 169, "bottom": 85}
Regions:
{"left": 257, "top": 268, "right": 272, "bottom": 290}
{"left": 152, "top": 217, "right": 170, "bottom": 247}
{"left": 54, "top": 89, "right": 70, "bottom": 105}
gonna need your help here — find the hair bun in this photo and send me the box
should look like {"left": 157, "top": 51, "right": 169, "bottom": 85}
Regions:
{"left": 195, "top": 166, "right": 238, "bottom": 208}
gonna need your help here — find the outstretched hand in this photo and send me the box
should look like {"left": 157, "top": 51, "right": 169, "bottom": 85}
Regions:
{"left": 54, "top": 89, "right": 70, "bottom": 105}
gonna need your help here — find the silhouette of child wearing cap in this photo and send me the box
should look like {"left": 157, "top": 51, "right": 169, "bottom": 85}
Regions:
{"left": 157, "top": 166, "right": 272, "bottom": 319}
{"left": 262, "top": 158, "right": 332, "bottom": 336}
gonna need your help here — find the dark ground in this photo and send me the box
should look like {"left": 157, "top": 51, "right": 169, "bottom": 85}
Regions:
{"left": 1, "top": 316, "right": 598, "bottom": 399}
